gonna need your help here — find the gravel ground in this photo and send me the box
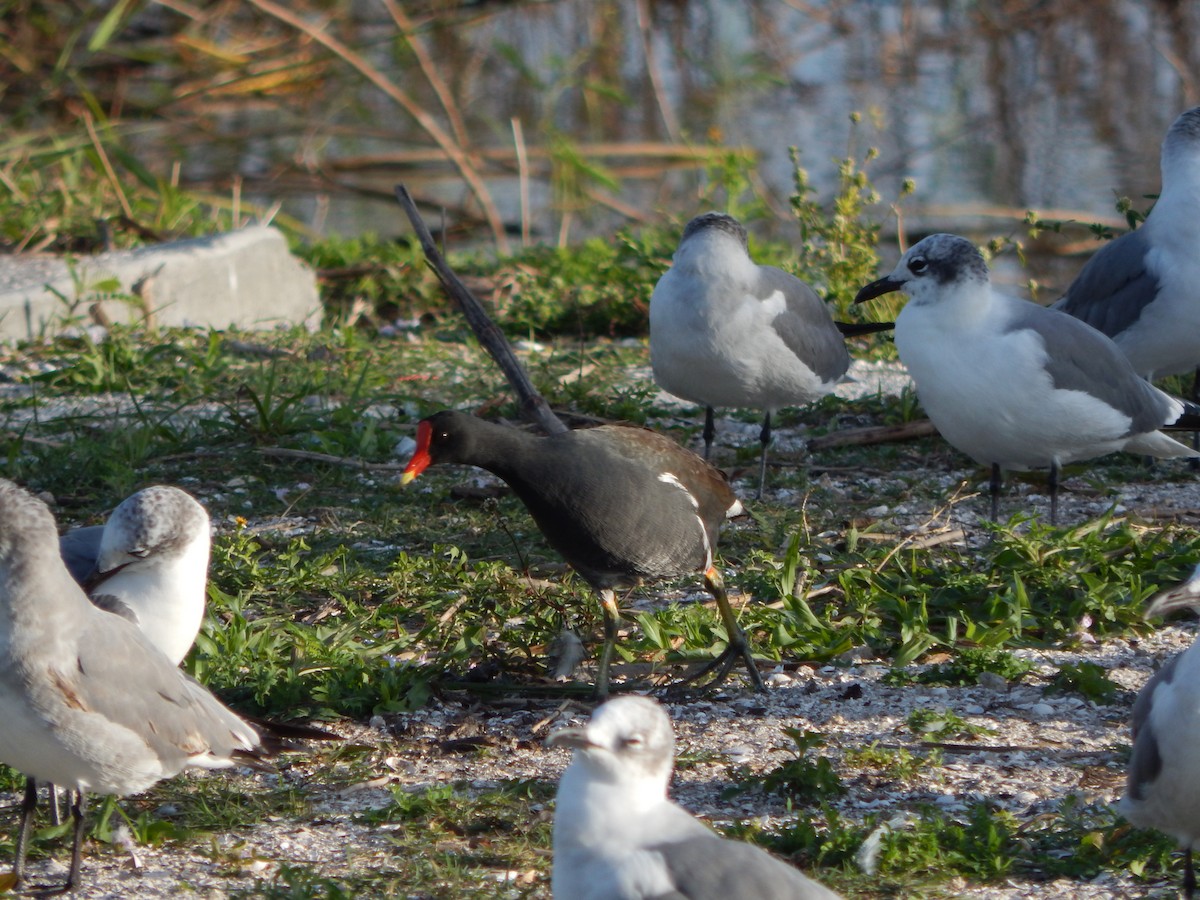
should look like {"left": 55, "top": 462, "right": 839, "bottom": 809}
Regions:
{"left": 5, "top": 358, "right": 1199, "bottom": 898}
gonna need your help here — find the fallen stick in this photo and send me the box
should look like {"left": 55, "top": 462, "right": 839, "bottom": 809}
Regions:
{"left": 259, "top": 447, "right": 403, "bottom": 470}
{"left": 807, "top": 418, "right": 938, "bottom": 450}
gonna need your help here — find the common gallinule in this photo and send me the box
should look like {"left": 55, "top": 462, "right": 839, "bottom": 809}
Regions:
{"left": 0, "top": 479, "right": 261, "bottom": 893}
{"left": 401, "top": 409, "right": 764, "bottom": 696}
{"left": 60, "top": 485, "right": 210, "bottom": 666}
{"left": 1121, "top": 565, "right": 1200, "bottom": 899}
{"left": 548, "top": 695, "right": 843, "bottom": 899}
{"left": 854, "top": 233, "right": 1200, "bottom": 523}
{"left": 649, "top": 212, "right": 854, "bottom": 498}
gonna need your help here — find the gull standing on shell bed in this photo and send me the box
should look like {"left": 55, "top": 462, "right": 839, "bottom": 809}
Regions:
{"left": 1121, "top": 564, "right": 1200, "bottom": 899}
{"left": 649, "top": 212, "right": 855, "bottom": 498}
{"left": 548, "top": 695, "right": 842, "bottom": 899}
{"left": 854, "top": 233, "right": 1200, "bottom": 523}
{"left": 45, "top": 485, "right": 212, "bottom": 825}
{"left": 0, "top": 479, "right": 260, "bottom": 893}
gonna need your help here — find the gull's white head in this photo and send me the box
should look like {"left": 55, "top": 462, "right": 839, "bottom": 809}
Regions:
{"left": 854, "top": 233, "right": 990, "bottom": 310}
{"left": 548, "top": 695, "right": 675, "bottom": 791}
{"left": 96, "top": 486, "right": 210, "bottom": 576}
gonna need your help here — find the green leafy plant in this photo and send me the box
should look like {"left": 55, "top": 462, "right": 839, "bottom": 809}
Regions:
{"left": 1048, "top": 661, "right": 1124, "bottom": 704}
{"left": 906, "top": 708, "right": 995, "bottom": 741}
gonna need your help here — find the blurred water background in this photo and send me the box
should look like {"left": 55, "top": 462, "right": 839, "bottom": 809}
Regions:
{"left": 6, "top": 0, "right": 1200, "bottom": 288}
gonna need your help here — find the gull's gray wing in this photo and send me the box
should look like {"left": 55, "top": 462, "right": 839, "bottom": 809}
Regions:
{"left": 648, "top": 833, "right": 841, "bottom": 900}
{"left": 758, "top": 267, "right": 850, "bottom": 383}
{"left": 1131, "top": 652, "right": 1181, "bottom": 740}
{"left": 1009, "top": 305, "right": 1176, "bottom": 434}
{"left": 1125, "top": 653, "right": 1182, "bottom": 803}
{"left": 59, "top": 525, "right": 104, "bottom": 585}
{"left": 52, "top": 606, "right": 259, "bottom": 768}
{"left": 1053, "top": 229, "right": 1161, "bottom": 339}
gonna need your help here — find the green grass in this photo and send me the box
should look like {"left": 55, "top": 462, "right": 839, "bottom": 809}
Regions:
{"left": 2, "top": 318, "right": 1197, "bottom": 895}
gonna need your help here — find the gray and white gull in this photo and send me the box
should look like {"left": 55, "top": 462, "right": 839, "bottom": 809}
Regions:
{"left": 0, "top": 478, "right": 260, "bottom": 892}
{"left": 855, "top": 233, "right": 1200, "bottom": 522}
{"left": 650, "top": 212, "right": 868, "bottom": 498}
{"left": 1121, "top": 564, "right": 1200, "bottom": 899}
{"left": 59, "top": 484, "right": 210, "bottom": 666}
{"left": 1053, "top": 106, "right": 1200, "bottom": 385}
{"left": 549, "top": 695, "right": 841, "bottom": 899}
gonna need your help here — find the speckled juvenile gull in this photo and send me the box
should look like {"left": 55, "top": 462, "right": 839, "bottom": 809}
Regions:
{"left": 0, "top": 478, "right": 259, "bottom": 893}
{"left": 650, "top": 212, "right": 872, "bottom": 497}
{"left": 548, "top": 695, "right": 841, "bottom": 899}
{"left": 59, "top": 485, "right": 210, "bottom": 665}
{"left": 1054, "top": 107, "right": 1200, "bottom": 383}
{"left": 1121, "top": 564, "right": 1200, "bottom": 899}
{"left": 855, "top": 233, "right": 1200, "bottom": 523}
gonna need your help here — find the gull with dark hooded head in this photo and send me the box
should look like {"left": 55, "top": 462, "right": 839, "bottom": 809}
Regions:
{"left": 1121, "top": 564, "right": 1200, "bottom": 899}
{"left": 548, "top": 695, "right": 841, "bottom": 899}
{"left": 855, "top": 233, "right": 1200, "bottom": 522}
{"left": 650, "top": 212, "right": 876, "bottom": 498}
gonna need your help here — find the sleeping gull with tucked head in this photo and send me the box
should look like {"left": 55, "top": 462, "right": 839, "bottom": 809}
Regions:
{"left": 548, "top": 695, "right": 841, "bottom": 899}
{"left": 59, "top": 484, "right": 210, "bottom": 666}
{"left": 0, "top": 478, "right": 260, "bottom": 893}
{"left": 1121, "top": 564, "right": 1200, "bottom": 899}
{"left": 854, "top": 233, "right": 1200, "bottom": 522}
{"left": 650, "top": 212, "right": 876, "bottom": 498}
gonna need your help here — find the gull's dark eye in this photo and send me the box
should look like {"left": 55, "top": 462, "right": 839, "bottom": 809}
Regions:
{"left": 129, "top": 548, "right": 150, "bottom": 559}
{"left": 623, "top": 733, "right": 645, "bottom": 748}
{"left": 909, "top": 256, "right": 929, "bottom": 274}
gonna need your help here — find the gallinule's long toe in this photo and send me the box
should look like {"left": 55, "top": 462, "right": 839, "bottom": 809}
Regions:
{"left": 649, "top": 212, "right": 855, "bottom": 498}
{"left": 402, "top": 410, "right": 765, "bottom": 696}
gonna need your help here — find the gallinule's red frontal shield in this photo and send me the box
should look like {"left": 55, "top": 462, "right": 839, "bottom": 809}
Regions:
{"left": 401, "top": 410, "right": 765, "bottom": 696}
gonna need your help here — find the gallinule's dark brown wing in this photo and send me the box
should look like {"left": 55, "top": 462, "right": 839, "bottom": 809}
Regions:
{"left": 403, "top": 410, "right": 763, "bottom": 695}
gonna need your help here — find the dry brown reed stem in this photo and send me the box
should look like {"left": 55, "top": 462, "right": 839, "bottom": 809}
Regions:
{"left": 382, "top": 1, "right": 472, "bottom": 152}
{"left": 246, "top": 0, "right": 511, "bottom": 254}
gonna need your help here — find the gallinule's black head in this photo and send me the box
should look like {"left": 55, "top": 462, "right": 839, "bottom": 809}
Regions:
{"left": 401, "top": 410, "right": 764, "bottom": 696}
